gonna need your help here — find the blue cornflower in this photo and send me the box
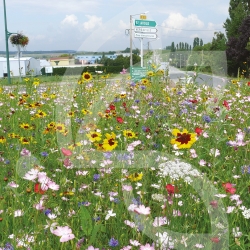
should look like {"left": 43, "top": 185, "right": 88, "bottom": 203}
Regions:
{"left": 132, "top": 196, "right": 141, "bottom": 205}
{"left": 4, "top": 243, "right": 14, "bottom": 250}
{"left": 113, "top": 198, "right": 120, "bottom": 204}
{"left": 141, "top": 85, "right": 146, "bottom": 90}
{"left": 203, "top": 115, "right": 212, "bottom": 123}
{"left": 135, "top": 99, "right": 140, "bottom": 103}
{"left": 93, "top": 174, "right": 100, "bottom": 181}
{"left": 41, "top": 151, "right": 48, "bottom": 157}
{"left": 44, "top": 208, "right": 52, "bottom": 216}
{"left": 103, "top": 152, "right": 112, "bottom": 159}
{"left": 154, "top": 101, "right": 160, "bottom": 106}
{"left": 244, "top": 127, "right": 250, "bottom": 134}
{"left": 149, "top": 110, "right": 154, "bottom": 115}
{"left": 92, "top": 216, "right": 100, "bottom": 222}
{"left": 241, "top": 165, "right": 250, "bottom": 174}
{"left": 78, "top": 201, "right": 89, "bottom": 207}
{"left": 130, "top": 82, "right": 136, "bottom": 87}
{"left": 113, "top": 97, "right": 121, "bottom": 102}
{"left": 180, "top": 108, "right": 188, "bottom": 115}
{"left": 109, "top": 237, "right": 119, "bottom": 247}
{"left": 5, "top": 159, "right": 10, "bottom": 164}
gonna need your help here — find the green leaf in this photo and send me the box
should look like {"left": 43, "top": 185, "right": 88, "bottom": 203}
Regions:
{"left": 88, "top": 224, "right": 102, "bottom": 246}
{"left": 79, "top": 206, "right": 93, "bottom": 236}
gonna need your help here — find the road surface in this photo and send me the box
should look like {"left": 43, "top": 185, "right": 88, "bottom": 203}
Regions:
{"left": 169, "top": 66, "right": 229, "bottom": 88}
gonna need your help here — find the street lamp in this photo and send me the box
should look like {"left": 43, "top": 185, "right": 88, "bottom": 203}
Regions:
{"left": 130, "top": 12, "right": 148, "bottom": 68}
{"left": 3, "top": 0, "right": 13, "bottom": 84}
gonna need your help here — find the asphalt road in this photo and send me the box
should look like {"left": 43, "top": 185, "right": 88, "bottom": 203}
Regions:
{"left": 169, "top": 66, "right": 229, "bottom": 88}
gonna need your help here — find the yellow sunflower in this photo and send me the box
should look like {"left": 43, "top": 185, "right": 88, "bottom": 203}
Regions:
{"left": 123, "top": 130, "right": 137, "bottom": 139}
{"left": 86, "top": 131, "right": 102, "bottom": 142}
{"left": 128, "top": 172, "right": 143, "bottom": 182}
{"left": 170, "top": 129, "right": 197, "bottom": 149}
{"left": 82, "top": 72, "right": 93, "bottom": 82}
{"left": 102, "top": 132, "right": 118, "bottom": 151}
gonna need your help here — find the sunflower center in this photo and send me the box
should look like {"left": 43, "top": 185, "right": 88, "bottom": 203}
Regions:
{"left": 176, "top": 133, "right": 191, "bottom": 144}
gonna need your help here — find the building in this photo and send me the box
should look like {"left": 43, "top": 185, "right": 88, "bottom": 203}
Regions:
{"left": 49, "top": 57, "right": 75, "bottom": 66}
{"left": 0, "top": 57, "right": 41, "bottom": 77}
{"left": 75, "top": 54, "right": 118, "bottom": 64}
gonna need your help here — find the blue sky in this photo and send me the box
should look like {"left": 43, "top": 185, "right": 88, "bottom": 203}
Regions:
{"left": 0, "top": 0, "right": 230, "bottom": 52}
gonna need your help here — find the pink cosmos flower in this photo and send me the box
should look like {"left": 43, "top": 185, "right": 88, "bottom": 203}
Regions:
{"left": 61, "top": 148, "right": 72, "bottom": 156}
{"left": 152, "top": 217, "right": 169, "bottom": 227}
{"left": 134, "top": 205, "right": 151, "bottom": 215}
{"left": 52, "top": 226, "right": 75, "bottom": 242}
{"left": 122, "top": 185, "right": 133, "bottom": 191}
{"left": 86, "top": 246, "right": 99, "bottom": 250}
{"left": 20, "top": 148, "right": 31, "bottom": 156}
{"left": 8, "top": 181, "right": 19, "bottom": 188}
{"left": 140, "top": 243, "right": 155, "bottom": 250}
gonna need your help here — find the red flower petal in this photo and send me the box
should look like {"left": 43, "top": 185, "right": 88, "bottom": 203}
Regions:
{"left": 61, "top": 148, "right": 72, "bottom": 156}
{"left": 116, "top": 117, "right": 124, "bottom": 124}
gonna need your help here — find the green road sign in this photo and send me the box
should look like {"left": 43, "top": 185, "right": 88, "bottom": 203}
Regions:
{"left": 130, "top": 67, "right": 147, "bottom": 81}
{"left": 134, "top": 20, "right": 156, "bottom": 27}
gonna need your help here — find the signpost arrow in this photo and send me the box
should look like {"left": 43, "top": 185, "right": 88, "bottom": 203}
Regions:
{"left": 134, "top": 20, "right": 157, "bottom": 27}
{"left": 134, "top": 27, "right": 157, "bottom": 33}
{"left": 134, "top": 33, "right": 157, "bottom": 39}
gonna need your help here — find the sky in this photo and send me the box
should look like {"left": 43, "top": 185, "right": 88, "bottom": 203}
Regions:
{"left": 0, "top": 0, "right": 230, "bottom": 53}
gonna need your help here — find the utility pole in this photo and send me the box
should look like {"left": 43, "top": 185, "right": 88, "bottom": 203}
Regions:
{"left": 3, "top": 0, "right": 11, "bottom": 84}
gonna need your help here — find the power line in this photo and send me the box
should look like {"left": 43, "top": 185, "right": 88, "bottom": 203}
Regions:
{"left": 158, "top": 25, "right": 224, "bottom": 32}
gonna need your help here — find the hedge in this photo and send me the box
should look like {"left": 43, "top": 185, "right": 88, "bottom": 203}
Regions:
{"left": 41, "top": 66, "right": 124, "bottom": 76}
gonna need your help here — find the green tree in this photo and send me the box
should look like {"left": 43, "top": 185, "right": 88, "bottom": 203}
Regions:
{"left": 210, "top": 32, "right": 227, "bottom": 50}
{"left": 193, "top": 37, "right": 200, "bottom": 48}
{"left": 170, "top": 42, "right": 175, "bottom": 52}
{"left": 223, "top": 0, "right": 250, "bottom": 39}
{"left": 200, "top": 39, "right": 203, "bottom": 46}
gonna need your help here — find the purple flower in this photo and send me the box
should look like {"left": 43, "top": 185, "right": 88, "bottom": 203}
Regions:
{"left": 109, "top": 237, "right": 119, "bottom": 247}
{"left": 41, "top": 151, "right": 48, "bottom": 157}
{"left": 203, "top": 115, "right": 212, "bottom": 123}
{"left": 93, "top": 174, "right": 100, "bottom": 181}
{"left": 44, "top": 208, "right": 52, "bottom": 216}
{"left": 241, "top": 165, "right": 250, "bottom": 174}
{"left": 4, "top": 243, "right": 14, "bottom": 250}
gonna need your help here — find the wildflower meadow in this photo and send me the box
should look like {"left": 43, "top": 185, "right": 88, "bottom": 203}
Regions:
{"left": 0, "top": 67, "right": 250, "bottom": 250}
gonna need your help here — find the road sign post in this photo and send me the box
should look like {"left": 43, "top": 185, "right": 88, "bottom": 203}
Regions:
{"left": 134, "top": 33, "right": 157, "bottom": 39}
{"left": 130, "top": 67, "right": 147, "bottom": 81}
{"left": 134, "top": 20, "right": 157, "bottom": 27}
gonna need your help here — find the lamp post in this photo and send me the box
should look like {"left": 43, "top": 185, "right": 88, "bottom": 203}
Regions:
{"left": 3, "top": 0, "right": 12, "bottom": 84}
{"left": 130, "top": 12, "right": 148, "bottom": 69}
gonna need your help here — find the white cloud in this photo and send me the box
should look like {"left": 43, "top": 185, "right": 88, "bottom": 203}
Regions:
{"left": 61, "top": 14, "right": 79, "bottom": 26}
{"left": 118, "top": 20, "right": 128, "bottom": 30}
{"left": 162, "top": 13, "right": 204, "bottom": 34}
{"left": 83, "top": 15, "right": 102, "bottom": 30}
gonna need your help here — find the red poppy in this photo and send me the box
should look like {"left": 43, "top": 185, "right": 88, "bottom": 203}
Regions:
{"left": 222, "top": 182, "right": 236, "bottom": 194}
{"left": 122, "top": 102, "right": 126, "bottom": 107}
{"left": 195, "top": 127, "right": 203, "bottom": 136}
{"left": 247, "top": 82, "right": 250, "bottom": 86}
{"left": 34, "top": 183, "right": 46, "bottom": 194}
{"left": 109, "top": 104, "right": 116, "bottom": 110}
{"left": 166, "top": 184, "right": 178, "bottom": 194}
{"left": 189, "top": 99, "right": 198, "bottom": 104}
{"left": 105, "top": 109, "right": 110, "bottom": 113}
{"left": 210, "top": 237, "right": 220, "bottom": 243}
{"left": 223, "top": 100, "right": 230, "bottom": 110}
{"left": 116, "top": 117, "right": 124, "bottom": 124}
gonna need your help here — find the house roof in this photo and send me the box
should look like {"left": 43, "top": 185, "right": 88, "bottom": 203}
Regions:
{"left": 0, "top": 57, "right": 33, "bottom": 62}
{"left": 50, "top": 57, "right": 73, "bottom": 61}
